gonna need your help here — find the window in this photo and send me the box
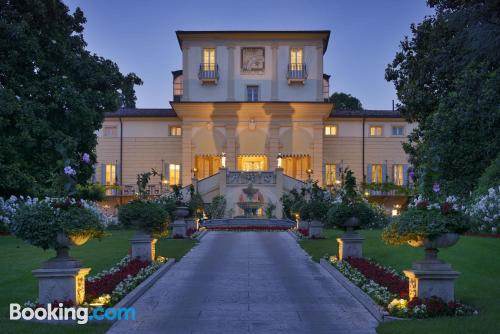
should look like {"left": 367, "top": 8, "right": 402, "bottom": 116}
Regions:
{"left": 325, "top": 164, "right": 337, "bottom": 186}
{"left": 392, "top": 126, "right": 404, "bottom": 136}
{"left": 369, "top": 126, "right": 383, "bottom": 137}
{"left": 393, "top": 164, "right": 404, "bottom": 186}
{"left": 323, "top": 78, "right": 329, "bottom": 99}
{"left": 290, "top": 48, "right": 303, "bottom": 70}
{"left": 169, "top": 126, "right": 182, "bottom": 136}
{"left": 169, "top": 164, "right": 181, "bottom": 185}
{"left": 103, "top": 126, "right": 117, "bottom": 137}
{"left": 247, "top": 86, "right": 259, "bottom": 102}
{"left": 202, "top": 48, "right": 216, "bottom": 71}
{"left": 173, "top": 74, "right": 183, "bottom": 97}
{"left": 325, "top": 125, "right": 338, "bottom": 136}
{"left": 371, "top": 164, "right": 383, "bottom": 183}
{"left": 105, "top": 164, "right": 116, "bottom": 186}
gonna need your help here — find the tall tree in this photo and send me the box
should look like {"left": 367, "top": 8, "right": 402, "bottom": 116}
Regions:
{"left": 0, "top": 0, "right": 133, "bottom": 196}
{"left": 330, "top": 92, "right": 363, "bottom": 110}
{"left": 121, "top": 72, "right": 143, "bottom": 108}
{"left": 385, "top": 0, "right": 500, "bottom": 195}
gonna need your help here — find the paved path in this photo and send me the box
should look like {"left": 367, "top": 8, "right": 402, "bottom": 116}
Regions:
{"left": 108, "top": 232, "right": 378, "bottom": 334}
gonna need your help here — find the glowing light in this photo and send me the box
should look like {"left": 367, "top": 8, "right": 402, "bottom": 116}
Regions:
{"left": 277, "top": 153, "right": 283, "bottom": 168}
{"left": 221, "top": 152, "right": 226, "bottom": 168}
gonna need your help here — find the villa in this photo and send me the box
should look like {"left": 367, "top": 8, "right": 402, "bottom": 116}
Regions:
{"left": 95, "top": 30, "right": 414, "bottom": 217}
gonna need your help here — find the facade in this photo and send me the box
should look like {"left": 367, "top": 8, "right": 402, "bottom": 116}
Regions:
{"left": 95, "top": 31, "right": 414, "bottom": 216}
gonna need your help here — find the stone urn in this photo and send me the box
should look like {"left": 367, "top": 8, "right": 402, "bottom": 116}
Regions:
{"left": 309, "top": 220, "right": 324, "bottom": 239}
{"left": 130, "top": 229, "right": 157, "bottom": 261}
{"left": 404, "top": 233, "right": 460, "bottom": 302}
{"left": 32, "top": 232, "right": 91, "bottom": 305}
{"left": 172, "top": 206, "right": 189, "bottom": 238}
{"left": 336, "top": 217, "right": 365, "bottom": 260}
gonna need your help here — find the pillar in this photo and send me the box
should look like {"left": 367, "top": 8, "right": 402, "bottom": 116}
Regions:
{"left": 312, "top": 122, "right": 324, "bottom": 186}
{"left": 227, "top": 45, "right": 235, "bottom": 101}
{"left": 182, "top": 124, "right": 193, "bottom": 186}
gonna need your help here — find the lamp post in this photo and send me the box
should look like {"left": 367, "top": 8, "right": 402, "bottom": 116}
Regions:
{"left": 221, "top": 152, "right": 226, "bottom": 169}
{"left": 306, "top": 168, "right": 313, "bottom": 181}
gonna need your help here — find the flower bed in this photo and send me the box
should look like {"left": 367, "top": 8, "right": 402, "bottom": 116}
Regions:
{"left": 205, "top": 226, "right": 290, "bottom": 232}
{"left": 298, "top": 228, "right": 309, "bottom": 237}
{"left": 86, "top": 255, "right": 167, "bottom": 306}
{"left": 328, "top": 256, "right": 476, "bottom": 318}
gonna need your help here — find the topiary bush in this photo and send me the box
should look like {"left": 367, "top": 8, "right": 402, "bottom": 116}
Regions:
{"left": 206, "top": 195, "right": 226, "bottom": 219}
{"left": 299, "top": 200, "right": 329, "bottom": 223}
{"left": 118, "top": 200, "right": 169, "bottom": 238}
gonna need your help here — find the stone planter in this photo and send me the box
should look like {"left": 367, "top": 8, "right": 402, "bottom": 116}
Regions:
{"left": 172, "top": 206, "right": 189, "bottom": 238}
{"left": 173, "top": 206, "right": 189, "bottom": 219}
{"left": 309, "top": 220, "right": 324, "bottom": 239}
{"left": 186, "top": 219, "right": 198, "bottom": 232}
{"left": 404, "top": 233, "right": 460, "bottom": 302}
{"left": 32, "top": 232, "right": 91, "bottom": 305}
{"left": 130, "top": 230, "right": 157, "bottom": 261}
{"left": 336, "top": 217, "right": 365, "bottom": 260}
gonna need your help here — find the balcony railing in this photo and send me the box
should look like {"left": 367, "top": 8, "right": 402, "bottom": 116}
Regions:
{"left": 287, "top": 63, "right": 307, "bottom": 84}
{"left": 198, "top": 63, "right": 219, "bottom": 84}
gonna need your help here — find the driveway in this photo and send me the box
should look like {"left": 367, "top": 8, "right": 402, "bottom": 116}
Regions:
{"left": 108, "top": 232, "right": 378, "bottom": 334}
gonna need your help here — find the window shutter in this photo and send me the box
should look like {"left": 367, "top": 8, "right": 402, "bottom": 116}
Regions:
{"left": 179, "top": 164, "right": 182, "bottom": 186}
{"left": 323, "top": 163, "right": 327, "bottom": 185}
{"left": 164, "top": 162, "right": 169, "bottom": 184}
{"left": 403, "top": 164, "right": 409, "bottom": 185}
{"left": 116, "top": 164, "right": 121, "bottom": 185}
{"left": 392, "top": 164, "right": 396, "bottom": 184}
{"left": 382, "top": 164, "right": 388, "bottom": 183}
{"left": 100, "top": 164, "right": 106, "bottom": 185}
{"left": 91, "top": 164, "right": 96, "bottom": 183}
{"left": 366, "top": 164, "right": 372, "bottom": 183}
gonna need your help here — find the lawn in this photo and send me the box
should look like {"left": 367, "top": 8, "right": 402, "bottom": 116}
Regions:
{"left": 0, "top": 229, "right": 197, "bottom": 334}
{"left": 301, "top": 229, "right": 500, "bottom": 334}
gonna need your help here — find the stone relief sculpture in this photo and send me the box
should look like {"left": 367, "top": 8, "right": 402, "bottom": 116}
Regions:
{"left": 241, "top": 47, "right": 265, "bottom": 73}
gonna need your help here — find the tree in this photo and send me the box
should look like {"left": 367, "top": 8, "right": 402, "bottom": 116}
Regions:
{"left": 385, "top": 0, "right": 500, "bottom": 195}
{"left": 121, "top": 72, "right": 143, "bottom": 108}
{"left": 330, "top": 92, "right": 363, "bottom": 110}
{"left": 0, "top": 0, "right": 136, "bottom": 196}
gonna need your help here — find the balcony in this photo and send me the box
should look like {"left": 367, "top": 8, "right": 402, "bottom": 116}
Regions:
{"left": 198, "top": 63, "right": 219, "bottom": 84}
{"left": 287, "top": 63, "right": 307, "bottom": 84}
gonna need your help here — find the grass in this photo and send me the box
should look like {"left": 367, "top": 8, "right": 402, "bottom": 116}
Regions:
{"left": 0, "top": 229, "right": 197, "bottom": 334}
{"left": 300, "top": 229, "right": 500, "bottom": 334}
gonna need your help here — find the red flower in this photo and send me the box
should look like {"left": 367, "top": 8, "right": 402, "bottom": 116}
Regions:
{"left": 416, "top": 200, "right": 429, "bottom": 209}
{"left": 440, "top": 202, "right": 453, "bottom": 215}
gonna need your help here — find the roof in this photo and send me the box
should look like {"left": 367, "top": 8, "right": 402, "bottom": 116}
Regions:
{"left": 330, "top": 109, "right": 402, "bottom": 118}
{"left": 176, "top": 30, "right": 331, "bottom": 54}
{"left": 105, "top": 108, "right": 178, "bottom": 118}
{"left": 172, "top": 70, "right": 182, "bottom": 78}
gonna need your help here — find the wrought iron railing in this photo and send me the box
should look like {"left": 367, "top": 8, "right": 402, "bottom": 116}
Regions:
{"left": 287, "top": 63, "right": 307, "bottom": 82}
{"left": 198, "top": 63, "right": 219, "bottom": 82}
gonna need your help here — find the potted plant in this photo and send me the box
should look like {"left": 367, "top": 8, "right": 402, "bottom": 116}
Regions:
{"left": 326, "top": 169, "right": 376, "bottom": 259}
{"left": 382, "top": 193, "right": 470, "bottom": 302}
{"left": 299, "top": 200, "right": 328, "bottom": 238}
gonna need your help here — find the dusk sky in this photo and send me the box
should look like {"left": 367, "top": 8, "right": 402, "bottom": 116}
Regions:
{"left": 64, "top": 0, "right": 433, "bottom": 110}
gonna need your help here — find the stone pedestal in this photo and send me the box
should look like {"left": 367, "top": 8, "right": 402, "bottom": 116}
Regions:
{"left": 130, "top": 230, "right": 157, "bottom": 261}
{"left": 172, "top": 220, "right": 187, "bottom": 238}
{"left": 404, "top": 249, "right": 460, "bottom": 302}
{"left": 32, "top": 267, "right": 90, "bottom": 305}
{"left": 309, "top": 221, "right": 324, "bottom": 238}
{"left": 297, "top": 220, "right": 309, "bottom": 230}
{"left": 337, "top": 232, "right": 365, "bottom": 260}
{"left": 186, "top": 219, "right": 198, "bottom": 232}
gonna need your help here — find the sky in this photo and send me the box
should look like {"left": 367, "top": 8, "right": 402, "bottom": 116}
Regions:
{"left": 64, "top": 0, "right": 433, "bottom": 110}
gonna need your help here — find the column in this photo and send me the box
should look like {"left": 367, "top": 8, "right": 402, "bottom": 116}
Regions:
{"left": 316, "top": 45, "right": 323, "bottom": 101}
{"left": 182, "top": 46, "right": 190, "bottom": 101}
{"left": 275, "top": 168, "right": 284, "bottom": 219}
{"left": 181, "top": 124, "right": 193, "bottom": 186}
{"left": 312, "top": 122, "right": 324, "bottom": 186}
{"left": 271, "top": 44, "right": 279, "bottom": 101}
{"left": 268, "top": 125, "right": 280, "bottom": 170}
{"left": 225, "top": 124, "right": 237, "bottom": 170}
{"left": 227, "top": 45, "right": 235, "bottom": 101}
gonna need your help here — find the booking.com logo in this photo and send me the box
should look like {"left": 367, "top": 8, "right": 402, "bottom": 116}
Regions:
{"left": 10, "top": 303, "right": 136, "bottom": 324}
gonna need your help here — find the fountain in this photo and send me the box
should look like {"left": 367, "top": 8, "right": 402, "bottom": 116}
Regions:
{"left": 237, "top": 183, "right": 264, "bottom": 217}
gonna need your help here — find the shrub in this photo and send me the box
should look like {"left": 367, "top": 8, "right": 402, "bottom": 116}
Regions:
{"left": 118, "top": 200, "right": 169, "bottom": 238}
{"left": 467, "top": 186, "right": 500, "bottom": 233}
{"left": 299, "top": 200, "right": 329, "bottom": 222}
{"left": 474, "top": 154, "right": 500, "bottom": 196}
{"left": 265, "top": 202, "right": 276, "bottom": 218}
{"left": 75, "top": 183, "right": 106, "bottom": 202}
{"left": 206, "top": 195, "right": 226, "bottom": 219}
{"left": 188, "top": 192, "right": 205, "bottom": 219}
{"left": 326, "top": 200, "right": 375, "bottom": 229}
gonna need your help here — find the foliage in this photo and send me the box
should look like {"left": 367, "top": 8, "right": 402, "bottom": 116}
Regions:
{"left": 264, "top": 202, "right": 276, "bottom": 218}
{"left": 467, "top": 186, "right": 500, "bottom": 233}
{"left": 363, "top": 182, "right": 411, "bottom": 196}
{"left": 474, "top": 154, "right": 500, "bottom": 197}
{"left": 117, "top": 200, "right": 169, "bottom": 238}
{"left": 281, "top": 188, "right": 304, "bottom": 219}
{"left": 188, "top": 192, "right": 205, "bottom": 219}
{"left": 299, "top": 200, "right": 329, "bottom": 222}
{"left": 0, "top": 1, "right": 142, "bottom": 197}
{"left": 9, "top": 198, "right": 105, "bottom": 250}
{"left": 120, "top": 73, "right": 143, "bottom": 108}
{"left": 136, "top": 170, "right": 158, "bottom": 198}
{"left": 330, "top": 92, "right": 363, "bottom": 110}
{"left": 75, "top": 183, "right": 106, "bottom": 202}
{"left": 206, "top": 195, "right": 226, "bottom": 219}
{"left": 385, "top": 0, "right": 500, "bottom": 195}
{"left": 382, "top": 196, "right": 470, "bottom": 245}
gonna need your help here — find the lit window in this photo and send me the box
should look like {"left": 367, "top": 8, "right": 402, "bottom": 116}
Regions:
{"left": 247, "top": 86, "right": 259, "bottom": 102}
{"left": 169, "top": 164, "right": 181, "bottom": 185}
{"left": 392, "top": 126, "right": 404, "bottom": 136}
{"left": 369, "top": 126, "right": 383, "bottom": 137}
{"left": 325, "top": 164, "right": 337, "bottom": 186}
{"left": 371, "top": 164, "right": 383, "bottom": 183}
{"left": 393, "top": 164, "right": 404, "bottom": 186}
{"left": 202, "top": 48, "right": 216, "bottom": 71}
{"left": 290, "top": 48, "right": 303, "bottom": 70}
{"left": 325, "top": 125, "right": 338, "bottom": 136}
{"left": 105, "top": 164, "right": 116, "bottom": 186}
{"left": 103, "top": 126, "right": 117, "bottom": 137}
{"left": 169, "top": 126, "right": 182, "bottom": 136}
{"left": 173, "top": 75, "right": 183, "bottom": 97}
